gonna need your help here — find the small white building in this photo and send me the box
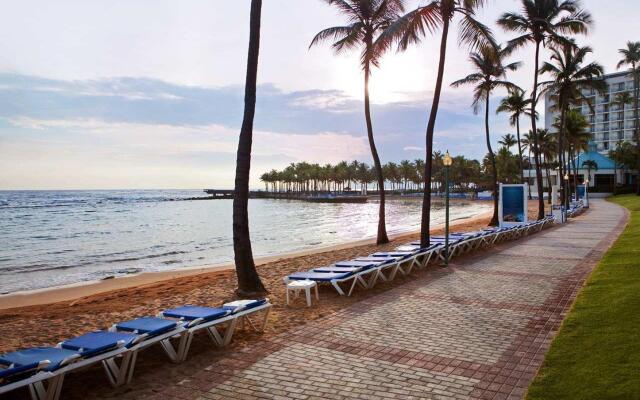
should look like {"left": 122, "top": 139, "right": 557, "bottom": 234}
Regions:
{"left": 524, "top": 150, "right": 621, "bottom": 196}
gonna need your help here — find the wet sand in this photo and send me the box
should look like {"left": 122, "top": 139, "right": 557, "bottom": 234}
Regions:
{"left": 0, "top": 201, "right": 544, "bottom": 400}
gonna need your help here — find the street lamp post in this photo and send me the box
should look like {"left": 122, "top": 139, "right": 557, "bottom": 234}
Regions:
{"left": 443, "top": 151, "right": 453, "bottom": 266}
{"left": 584, "top": 178, "right": 590, "bottom": 208}
{"left": 563, "top": 173, "right": 569, "bottom": 222}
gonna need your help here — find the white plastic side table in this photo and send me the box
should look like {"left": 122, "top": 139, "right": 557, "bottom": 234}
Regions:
{"left": 286, "top": 280, "right": 319, "bottom": 307}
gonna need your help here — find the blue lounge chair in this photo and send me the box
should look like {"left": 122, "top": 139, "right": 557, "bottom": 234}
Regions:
{"left": 285, "top": 270, "right": 360, "bottom": 296}
{"left": 157, "top": 298, "right": 271, "bottom": 362}
{"left": 0, "top": 331, "right": 136, "bottom": 400}
{"left": 157, "top": 306, "right": 232, "bottom": 362}
{"left": 395, "top": 243, "right": 443, "bottom": 268}
{"left": 107, "top": 317, "right": 184, "bottom": 385}
{"left": 370, "top": 251, "right": 421, "bottom": 276}
{"left": 351, "top": 256, "right": 403, "bottom": 283}
{"left": 0, "top": 347, "right": 79, "bottom": 400}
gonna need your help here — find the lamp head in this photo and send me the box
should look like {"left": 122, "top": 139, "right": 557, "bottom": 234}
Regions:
{"left": 443, "top": 150, "right": 453, "bottom": 167}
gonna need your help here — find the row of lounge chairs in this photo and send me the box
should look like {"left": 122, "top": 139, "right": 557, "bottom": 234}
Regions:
{"left": 0, "top": 298, "right": 271, "bottom": 400}
{"left": 284, "top": 216, "right": 556, "bottom": 296}
{"left": 567, "top": 200, "right": 585, "bottom": 218}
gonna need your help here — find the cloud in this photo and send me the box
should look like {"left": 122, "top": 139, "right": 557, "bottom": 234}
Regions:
{"left": 0, "top": 73, "right": 517, "bottom": 189}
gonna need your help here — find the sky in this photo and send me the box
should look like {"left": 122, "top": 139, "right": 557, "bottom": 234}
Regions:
{"left": 0, "top": 0, "right": 638, "bottom": 190}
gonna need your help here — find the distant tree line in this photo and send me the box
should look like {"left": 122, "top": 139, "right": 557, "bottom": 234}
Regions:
{"left": 260, "top": 145, "right": 523, "bottom": 194}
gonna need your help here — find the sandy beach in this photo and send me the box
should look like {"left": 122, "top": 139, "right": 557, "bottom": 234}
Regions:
{"left": 0, "top": 201, "right": 544, "bottom": 399}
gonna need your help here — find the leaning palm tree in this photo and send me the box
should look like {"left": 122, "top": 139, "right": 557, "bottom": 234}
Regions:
{"left": 497, "top": 88, "right": 533, "bottom": 184}
{"left": 498, "top": 0, "right": 592, "bottom": 219}
{"left": 451, "top": 44, "right": 520, "bottom": 226}
{"left": 377, "top": 0, "right": 494, "bottom": 246}
{"left": 617, "top": 41, "right": 640, "bottom": 195}
{"left": 499, "top": 133, "right": 518, "bottom": 150}
{"left": 538, "top": 43, "right": 604, "bottom": 207}
{"left": 233, "top": 0, "right": 267, "bottom": 295}
{"left": 310, "top": 0, "right": 406, "bottom": 244}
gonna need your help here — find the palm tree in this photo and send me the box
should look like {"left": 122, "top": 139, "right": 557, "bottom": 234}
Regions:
{"left": 378, "top": 0, "right": 494, "bottom": 246}
{"left": 310, "top": 0, "right": 406, "bottom": 244}
{"left": 451, "top": 44, "right": 520, "bottom": 225}
{"left": 521, "top": 130, "right": 536, "bottom": 199}
{"left": 499, "top": 133, "right": 518, "bottom": 150}
{"left": 617, "top": 41, "right": 640, "bottom": 195}
{"left": 538, "top": 43, "right": 604, "bottom": 207}
{"left": 498, "top": 0, "right": 592, "bottom": 219}
{"left": 563, "top": 109, "right": 590, "bottom": 200}
{"left": 537, "top": 129, "right": 557, "bottom": 203}
{"left": 497, "top": 88, "right": 532, "bottom": 184}
{"left": 233, "top": 0, "right": 266, "bottom": 296}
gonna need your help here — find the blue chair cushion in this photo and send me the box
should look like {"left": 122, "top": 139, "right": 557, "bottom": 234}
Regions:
{"left": 0, "top": 361, "right": 40, "bottom": 381}
{"left": 334, "top": 260, "right": 382, "bottom": 268}
{"left": 115, "top": 317, "right": 177, "bottom": 337}
{"left": 61, "top": 331, "right": 138, "bottom": 356}
{"left": 162, "top": 306, "right": 230, "bottom": 322}
{"left": 222, "top": 298, "right": 268, "bottom": 313}
{"left": 313, "top": 266, "right": 361, "bottom": 273}
{"left": 288, "top": 271, "right": 352, "bottom": 281}
{"left": 0, "top": 347, "right": 79, "bottom": 372}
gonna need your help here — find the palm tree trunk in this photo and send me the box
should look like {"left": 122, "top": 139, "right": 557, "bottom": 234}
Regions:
{"left": 232, "top": 0, "right": 266, "bottom": 296}
{"left": 557, "top": 97, "right": 566, "bottom": 206}
{"left": 364, "top": 57, "right": 388, "bottom": 244}
{"left": 573, "top": 148, "right": 580, "bottom": 201}
{"left": 546, "top": 165, "right": 552, "bottom": 204}
{"left": 634, "top": 66, "right": 640, "bottom": 195}
{"left": 420, "top": 18, "right": 450, "bottom": 248}
{"left": 516, "top": 116, "right": 524, "bottom": 184}
{"left": 485, "top": 94, "right": 499, "bottom": 226}
{"left": 527, "top": 147, "right": 532, "bottom": 199}
{"left": 531, "top": 41, "right": 545, "bottom": 219}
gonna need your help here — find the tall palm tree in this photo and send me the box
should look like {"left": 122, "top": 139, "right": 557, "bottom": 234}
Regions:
{"left": 617, "top": 41, "right": 640, "bottom": 195}
{"left": 451, "top": 44, "right": 520, "bottom": 225}
{"left": 378, "top": 0, "right": 494, "bottom": 246}
{"left": 538, "top": 43, "right": 604, "bottom": 207}
{"left": 499, "top": 133, "right": 518, "bottom": 150}
{"left": 521, "top": 130, "right": 536, "bottom": 198}
{"left": 310, "top": 0, "right": 406, "bottom": 244}
{"left": 233, "top": 0, "right": 266, "bottom": 296}
{"left": 537, "top": 129, "right": 557, "bottom": 203}
{"left": 563, "top": 109, "right": 590, "bottom": 200}
{"left": 497, "top": 88, "right": 533, "bottom": 184}
{"left": 498, "top": 0, "right": 592, "bottom": 219}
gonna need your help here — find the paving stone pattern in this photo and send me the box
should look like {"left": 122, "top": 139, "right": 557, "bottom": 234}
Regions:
{"left": 160, "top": 199, "right": 627, "bottom": 400}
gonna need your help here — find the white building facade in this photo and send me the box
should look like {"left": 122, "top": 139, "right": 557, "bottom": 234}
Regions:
{"left": 545, "top": 71, "right": 638, "bottom": 153}
{"left": 524, "top": 71, "right": 638, "bottom": 195}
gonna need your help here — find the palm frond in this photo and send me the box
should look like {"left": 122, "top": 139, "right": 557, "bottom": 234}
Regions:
{"left": 450, "top": 73, "right": 484, "bottom": 87}
{"left": 457, "top": 11, "right": 495, "bottom": 51}
{"left": 376, "top": 2, "right": 441, "bottom": 53}
{"left": 309, "top": 25, "right": 359, "bottom": 49}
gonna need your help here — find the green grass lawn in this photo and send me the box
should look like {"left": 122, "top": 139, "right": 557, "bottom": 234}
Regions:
{"left": 526, "top": 195, "right": 640, "bottom": 400}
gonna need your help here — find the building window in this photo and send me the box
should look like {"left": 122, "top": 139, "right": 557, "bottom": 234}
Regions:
{"left": 604, "top": 142, "right": 610, "bottom": 150}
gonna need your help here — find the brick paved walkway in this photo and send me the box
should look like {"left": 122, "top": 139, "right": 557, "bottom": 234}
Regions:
{"left": 161, "top": 199, "right": 627, "bottom": 400}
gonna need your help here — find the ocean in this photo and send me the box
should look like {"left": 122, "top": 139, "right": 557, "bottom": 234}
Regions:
{"left": 0, "top": 190, "right": 490, "bottom": 294}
